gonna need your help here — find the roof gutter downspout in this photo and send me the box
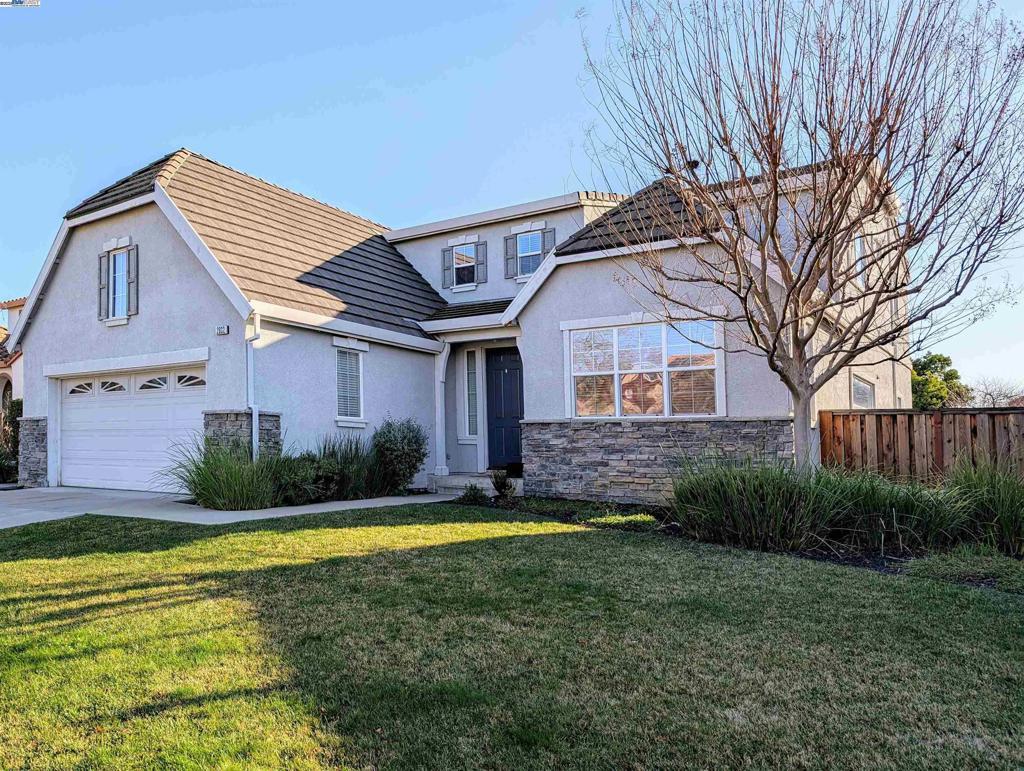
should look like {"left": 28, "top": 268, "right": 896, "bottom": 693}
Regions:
{"left": 246, "top": 313, "right": 262, "bottom": 460}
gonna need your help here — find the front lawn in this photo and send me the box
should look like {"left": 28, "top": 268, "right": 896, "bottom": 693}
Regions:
{"left": 0, "top": 505, "right": 1021, "bottom": 769}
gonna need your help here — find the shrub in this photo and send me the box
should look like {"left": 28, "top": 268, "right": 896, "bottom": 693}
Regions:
{"left": 457, "top": 483, "right": 490, "bottom": 505}
{"left": 946, "top": 459, "right": 1024, "bottom": 557}
{"left": 0, "top": 397, "right": 21, "bottom": 484}
{"left": 165, "top": 440, "right": 281, "bottom": 511}
{"left": 313, "top": 434, "right": 381, "bottom": 500}
{"left": 490, "top": 469, "right": 515, "bottom": 499}
{"left": 671, "top": 461, "right": 974, "bottom": 555}
{"left": 372, "top": 417, "right": 429, "bottom": 493}
{"left": 672, "top": 461, "right": 845, "bottom": 553}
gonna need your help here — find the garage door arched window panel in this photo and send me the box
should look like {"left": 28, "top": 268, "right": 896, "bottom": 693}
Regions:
{"left": 100, "top": 380, "right": 127, "bottom": 393}
{"left": 137, "top": 375, "right": 169, "bottom": 393}
{"left": 176, "top": 373, "right": 207, "bottom": 389}
{"left": 67, "top": 381, "right": 94, "bottom": 396}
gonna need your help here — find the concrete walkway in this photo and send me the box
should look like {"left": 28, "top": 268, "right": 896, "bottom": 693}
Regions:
{"left": 0, "top": 487, "right": 457, "bottom": 530}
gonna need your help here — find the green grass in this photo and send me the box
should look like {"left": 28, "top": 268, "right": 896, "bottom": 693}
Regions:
{"left": 0, "top": 505, "right": 1021, "bottom": 769}
{"left": 907, "top": 545, "right": 1024, "bottom": 595}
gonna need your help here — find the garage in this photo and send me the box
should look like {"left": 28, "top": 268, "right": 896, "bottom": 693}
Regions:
{"left": 60, "top": 366, "right": 207, "bottom": 492}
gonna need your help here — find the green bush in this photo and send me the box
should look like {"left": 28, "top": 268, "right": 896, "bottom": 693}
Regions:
{"left": 167, "top": 417, "right": 430, "bottom": 511}
{"left": 672, "top": 462, "right": 845, "bottom": 552}
{"left": 166, "top": 441, "right": 281, "bottom": 511}
{"left": 456, "top": 484, "right": 490, "bottom": 505}
{"left": 947, "top": 459, "right": 1024, "bottom": 558}
{"left": 671, "top": 461, "right": 983, "bottom": 555}
{"left": 490, "top": 469, "right": 515, "bottom": 499}
{"left": 372, "top": 417, "right": 429, "bottom": 493}
{"left": 0, "top": 397, "right": 21, "bottom": 484}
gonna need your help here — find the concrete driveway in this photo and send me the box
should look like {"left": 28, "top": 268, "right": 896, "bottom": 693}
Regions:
{"left": 0, "top": 487, "right": 457, "bottom": 530}
{"left": 0, "top": 487, "right": 177, "bottom": 531}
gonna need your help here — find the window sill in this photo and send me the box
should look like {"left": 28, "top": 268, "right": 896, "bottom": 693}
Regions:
{"left": 515, "top": 275, "right": 533, "bottom": 283}
{"left": 104, "top": 317, "right": 129, "bottom": 328}
{"left": 457, "top": 436, "right": 479, "bottom": 445}
{"left": 335, "top": 418, "right": 367, "bottom": 429}
{"left": 451, "top": 284, "right": 477, "bottom": 293}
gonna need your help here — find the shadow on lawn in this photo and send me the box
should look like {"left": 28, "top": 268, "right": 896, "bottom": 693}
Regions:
{"left": 2, "top": 504, "right": 1019, "bottom": 769}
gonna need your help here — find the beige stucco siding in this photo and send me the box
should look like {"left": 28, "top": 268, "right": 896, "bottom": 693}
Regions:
{"left": 20, "top": 203, "right": 248, "bottom": 418}
{"left": 253, "top": 321, "right": 436, "bottom": 486}
{"left": 516, "top": 255, "right": 793, "bottom": 421}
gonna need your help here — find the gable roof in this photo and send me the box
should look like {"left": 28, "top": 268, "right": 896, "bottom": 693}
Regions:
{"left": 66, "top": 150, "right": 446, "bottom": 338}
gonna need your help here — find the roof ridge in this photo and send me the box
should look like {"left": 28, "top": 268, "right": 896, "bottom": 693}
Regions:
{"left": 154, "top": 148, "right": 193, "bottom": 188}
{"left": 180, "top": 152, "right": 392, "bottom": 232}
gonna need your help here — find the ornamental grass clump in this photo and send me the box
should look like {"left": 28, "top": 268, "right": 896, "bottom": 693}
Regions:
{"left": 946, "top": 458, "right": 1024, "bottom": 557}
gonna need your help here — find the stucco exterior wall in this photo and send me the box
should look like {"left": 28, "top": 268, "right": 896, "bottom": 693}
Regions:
{"left": 815, "top": 354, "right": 913, "bottom": 411}
{"left": 392, "top": 206, "right": 596, "bottom": 304}
{"left": 515, "top": 254, "right": 793, "bottom": 421}
{"left": 253, "top": 321, "right": 436, "bottom": 486}
{"left": 20, "top": 203, "right": 249, "bottom": 420}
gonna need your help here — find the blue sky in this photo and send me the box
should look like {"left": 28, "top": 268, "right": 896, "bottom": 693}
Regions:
{"left": 0, "top": 0, "right": 1021, "bottom": 381}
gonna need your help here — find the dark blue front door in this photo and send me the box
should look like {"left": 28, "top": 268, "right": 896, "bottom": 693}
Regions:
{"left": 486, "top": 347, "right": 523, "bottom": 469}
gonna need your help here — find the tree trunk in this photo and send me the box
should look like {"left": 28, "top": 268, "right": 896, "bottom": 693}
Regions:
{"left": 791, "top": 390, "right": 818, "bottom": 469}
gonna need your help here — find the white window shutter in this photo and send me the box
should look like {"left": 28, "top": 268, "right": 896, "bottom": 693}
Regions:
{"left": 337, "top": 349, "right": 361, "bottom": 418}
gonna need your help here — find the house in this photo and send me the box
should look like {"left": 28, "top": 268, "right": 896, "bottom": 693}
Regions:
{"left": 0, "top": 297, "right": 26, "bottom": 415}
{"left": 9, "top": 150, "right": 910, "bottom": 501}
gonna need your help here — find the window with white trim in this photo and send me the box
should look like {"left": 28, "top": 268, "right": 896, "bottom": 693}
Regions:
{"left": 852, "top": 375, "right": 876, "bottom": 409}
{"left": 453, "top": 244, "right": 477, "bottom": 287}
{"left": 466, "top": 349, "right": 478, "bottom": 436}
{"left": 571, "top": 321, "right": 718, "bottom": 418}
{"left": 109, "top": 249, "right": 129, "bottom": 318}
{"left": 517, "top": 231, "right": 543, "bottom": 276}
{"left": 336, "top": 349, "right": 362, "bottom": 419}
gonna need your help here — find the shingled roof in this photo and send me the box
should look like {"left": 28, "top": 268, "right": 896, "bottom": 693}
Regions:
{"left": 426, "top": 298, "right": 513, "bottom": 321}
{"left": 65, "top": 150, "right": 446, "bottom": 337}
{"left": 554, "top": 179, "right": 712, "bottom": 257}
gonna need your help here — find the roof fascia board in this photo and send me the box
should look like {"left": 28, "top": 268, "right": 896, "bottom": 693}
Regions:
{"left": 251, "top": 300, "right": 445, "bottom": 353}
{"left": 153, "top": 185, "right": 252, "bottom": 320}
{"left": 8, "top": 219, "right": 70, "bottom": 349}
{"left": 418, "top": 313, "right": 506, "bottom": 333}
{"left": 436, "top": 327, "right": 522, "bottom": 344}
{"left": 385, "top": 194, "right": 588, "bottom": 243}
{"left": 66, "top": 193, "right": 157, "bottom": 228}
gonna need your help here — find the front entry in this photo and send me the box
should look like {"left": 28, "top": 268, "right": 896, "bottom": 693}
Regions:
{"left": 486, "top": 347, "right": 524, "bottom": 470}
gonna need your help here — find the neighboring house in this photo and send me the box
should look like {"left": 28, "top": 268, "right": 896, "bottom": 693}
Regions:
{"left": 0, "top": 297, "right": 26, "bottom": 415}
{"left": 10, "top": 150, "right": 910, "bottom": 500}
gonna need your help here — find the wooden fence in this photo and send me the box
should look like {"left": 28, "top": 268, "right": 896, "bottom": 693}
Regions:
{"left": 819, "top": 409, "right": 1024, "bottom": 481}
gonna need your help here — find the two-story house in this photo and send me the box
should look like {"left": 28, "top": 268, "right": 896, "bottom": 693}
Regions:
{"left": 7, "top": 150, "right": 910, "bottom": 500}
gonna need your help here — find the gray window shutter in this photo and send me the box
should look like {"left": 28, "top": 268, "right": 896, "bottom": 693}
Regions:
{"left": 442, "top": 247, "right": 454, "bottom": 288}
{"left": 504, "top": 235, "right": 517, "bottom": 279}
{"left": 127, "top": 245, "right": 139, "bottom": 316}
{"left": 475, "top": 241, "right": 488, "bottom": 284}
{"left": 97, "top": 252, "right": 109, "bottom": 320}
{"left": 542, "top": 228, "right": 556, "bottom": 255}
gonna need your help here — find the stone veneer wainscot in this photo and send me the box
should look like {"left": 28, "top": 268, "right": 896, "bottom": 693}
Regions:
{"left": 522, "top": 417, "right": 794, "bottom": 505}
{"left": 203, "top": 410, "right": 283, "bottom": 456}
{"left": 18, "top": 417, "right": 48, "bottom": 488}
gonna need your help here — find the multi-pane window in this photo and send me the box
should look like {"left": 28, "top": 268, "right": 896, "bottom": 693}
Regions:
{"left": 109, "top": 249, "right": 129, "bottom": 318}
{"left": 571, "top": 321, "right": 718, "bottom": 418}
{"left": 466, "top": 350, "right": 478, "bottom": 436}
{"left": 337, "top": 349, "right": 362, "bottom": 419}
{"left": 517, "top": 231, "right": 543, "bottom": 276}
{"left": 453, "top": 244, "right": 477, "bottom": 287}
{"left": 852, "top": 375, "right": 875, "bottom": 409}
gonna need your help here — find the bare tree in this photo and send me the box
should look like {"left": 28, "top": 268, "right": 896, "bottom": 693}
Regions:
{"left": 969, "top": 376, "right": 1024, "bottom": 407}
{"left": 581, "top": 0, "right": 1024, "bottom": 466}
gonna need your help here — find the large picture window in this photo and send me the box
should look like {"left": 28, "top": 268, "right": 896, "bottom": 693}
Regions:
{"left": 571, "top": 321, "right": 718, "bottom": 418}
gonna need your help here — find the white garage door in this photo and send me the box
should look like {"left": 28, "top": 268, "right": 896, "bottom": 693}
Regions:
{"left": 60, "top": 367, "right": 207, "bottom": 492}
